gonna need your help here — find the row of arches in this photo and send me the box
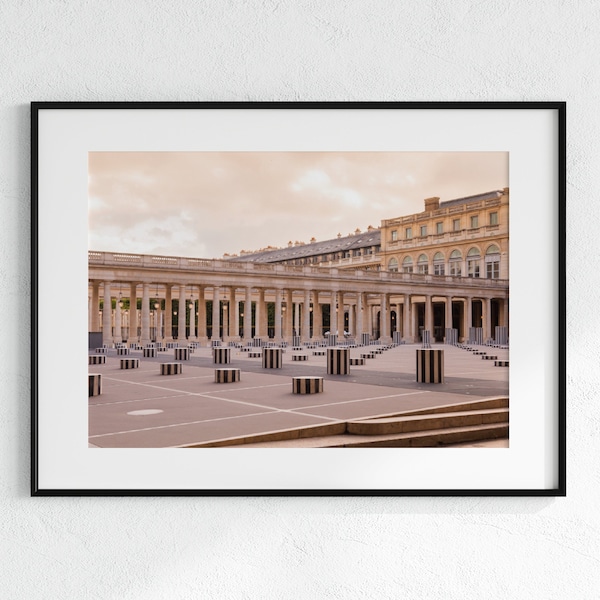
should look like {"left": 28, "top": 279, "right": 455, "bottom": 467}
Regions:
{"left": 388, "top": 244, "right": 501, "bottom": 278}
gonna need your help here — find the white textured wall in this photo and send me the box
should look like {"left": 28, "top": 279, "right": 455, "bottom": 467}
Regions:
{"left": 1, "top": 1, "right": 596, "bottom": 598}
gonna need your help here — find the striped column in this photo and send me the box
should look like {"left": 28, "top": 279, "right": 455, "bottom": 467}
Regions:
{"left": 445, "top": 329, "right": 458, "bottom": 345}
{"left": 143, "top": 347, "right": 156, "bottom": 358}
{"left": 292, "top": 354, "right": 308, "bottom": 361}
{"left": 327, "top": 348, "right": 350, "bottom": 375}
{"left": 88, "top": 374, "right": 102, "bottom": 396}
{"left": 117, "top": 347, "right": 130, "bottom": 355}
{"left": 215, "top": 368, "right": 240, "bottom": 383}
{"left": 262, "top": 347, "right": 282, "bottom": 368}
{"left": 292, "top": 376, "right": 323, "bottom": 394}
{"left": 89, "top": 355, "right": 105, "bottom": 365}
{"left": 421, "top": 330, "right": 431, "bottom": 348}
{"left": 416, "top": 349, "right": 444, "bottom": 383}
{"left": 495, "top": 326, "right": 508, "bottom": 345}
{"left": 174, "top": 348, "right": 190, "bottom": 360}
{"left": 161, "top": 363, "right": 182, "bottom": 375}
{"left": 120, "top": 358, "right": 139, "bottom": 369}
{"left": 213, "top": 347, "right": 231, "bottom": 364}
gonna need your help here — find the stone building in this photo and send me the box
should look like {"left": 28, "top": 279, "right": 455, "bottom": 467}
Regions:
{"left": 88, "top": 189, "right": 509, "bottom": 347}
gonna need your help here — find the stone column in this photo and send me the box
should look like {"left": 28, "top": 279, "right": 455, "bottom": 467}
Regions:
{"left": 229, "top": 288, "right": 238, "bottom": 340}
{"left": 466, "top": 297, "right": 473, "bottom": 340}
{"left": 244, "top": 287, "right": 252, "bottom": 341}
{"left": 356, "top": 293, "right": 364, "bottom": 336}
{"left": 178, "top": 284, "right": 186, "bottom": 342}
{"left": 424, "top": 295, "right": 433, "bottom": 334}
{"left": 91, "top": 282, "right": 100, "bottom": 331}
{"left": 302, "top": 289, "right": 311, "bottom": 342}
{"left": 114, "top": 294, "right": 122, "bottom": 342}
{"left": 188, "top": 293, "right": 197, "bottom": 341}
{"left": 274, "top": 288, "right": 283, "bottom": 342}
{"left": 366, "top": 301, "right": 373, "bottom": 337}
{"left": 337, "top": 292, "right": 345, "bottom": 337}
{"left": 212, "top": 286, "right": 221, "bottom": 340}
{"left": 348, "top": 301, "right": 354, "bottom": 337}
{"left": 140, "top": 283, "right": 150, "bottom": 345}
{"left": 164, "top": 285, "right": 172, "bottom": 341}
{"left": 129, "top": 283, "right": 138, "bottom": 341}
{"left": 330, "top": 291, "right": 337, "bottom": 335}
{"left": 446, "top": 296, "right": 453, "bottom": 330}
{"left": 380, "top": 293, "right": 388, "bottom": 340}
{"left": 403, "top": 294, "right": 412, "bottom": 342}
{"left": 197, "top": 286, "right": 207, "bottom": 341}
{"left": 314, "top": 293, "right": 323, "bottom": 339}
{"left": 484, "top": 297, "right": 492, "bottom": 341}
{"left": 294, "top": 300, "right": 300, "bottom": 337}
{"left": 284, "top": 289, "right": 293, "bottom": 341}
{"left": 257, "top": 288, "right": 267, "bottom": 338}
{"left": 102, "top": 282, "right": 113, "bottom": 345}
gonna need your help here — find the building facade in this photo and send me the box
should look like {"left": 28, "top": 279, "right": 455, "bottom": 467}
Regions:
{"left": 88, "top": 189, "right": 509, "bottom": 346}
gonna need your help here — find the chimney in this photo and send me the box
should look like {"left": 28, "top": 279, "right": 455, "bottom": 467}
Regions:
{"left": 424, "top": 196, "right": 440, "bottom": 211}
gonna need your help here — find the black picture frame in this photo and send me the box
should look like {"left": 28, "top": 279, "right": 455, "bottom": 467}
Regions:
{"left": 31, "top": 101, "right": 566, "bottom": 496}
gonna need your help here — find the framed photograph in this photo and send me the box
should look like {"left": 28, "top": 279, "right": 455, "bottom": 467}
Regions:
{"left": 31, "top": 102, "right": 566, "bottom": 496}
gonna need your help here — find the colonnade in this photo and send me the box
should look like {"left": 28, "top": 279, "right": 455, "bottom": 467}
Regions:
{"left": 89, "top": 280, "right": 508, "bottom": 347}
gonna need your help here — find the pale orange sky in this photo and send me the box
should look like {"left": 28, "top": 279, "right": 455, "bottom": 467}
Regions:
{"left": 88, "top": 152, "right": 508, "bottom": 258}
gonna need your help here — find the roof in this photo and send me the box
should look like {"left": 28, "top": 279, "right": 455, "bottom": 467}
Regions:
{"left": 440, "top": 190, "right": 503, "bottom": 209}
{"left": 227, "top": 229, "right": 381, "bottom": 263}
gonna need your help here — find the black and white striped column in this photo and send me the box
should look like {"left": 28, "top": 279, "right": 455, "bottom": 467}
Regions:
{"left": 469, "top": 327, "right": 483, "bottom": 345}
{"left": 327, "top": 333, "right": 338, "bottom": 346}
{"left": 161, "top": 363, "right": 182, "bottom": 375}
{"left": 262, "top": 347, "right": 282, "bottom": 368}
{"left": 421, "top": 330, "right": 431, "bottom": 349}
{"left": 494, "top": 360, "right": 509, "bottom": 367}
{"left": 292, "top": 354, "right": 308, "bottom": 361}
{"left": 117, "top": 347, "right": 130, "bottom": 356}
{"left": 143, "top": 348, "right": 156, "bottom": 358}
{"left": 416, "top": 349, "right": 444, "bottom": 383}
{"left": 214, "top": 368, "right": 241, "bottom": 383}
{"left": 213, "top": 347, "right": 231, "bottom": 364}
{"left": 495, "top": 326, "right": 508, "bottom": 345}
{"left": 174, "top": 348, "right": 190, "bottom": 360}
{"left": 88, "top": 374, "right": 102, "bottom": 396}
{"left": 350, "top": 358, "right": 365, "bottom": 366}
{"left": 361, "top": 333, "right": 370, "bottom": 346}
{"left": 445, "top": 328, "right": 458, "bottom": 345}
{"left": 120, "top": 358, "right": 139, "bottom": 369}
{"left": 89, "top": 355, "right": 106, "bottom": 365}
{"left": 327, "top": 348, "right": 350, "bottom": 375}
{"left": 292, "top": 376, "right": 324, "bottom": 394}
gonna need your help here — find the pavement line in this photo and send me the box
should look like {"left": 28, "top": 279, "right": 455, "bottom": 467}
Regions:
{"left": 300, "top": 390, "right": 426, "bottom": 410}
{"left": 89, "top": 409, "right": 280, "bottom": 438}
{"left": 89, "top": 393, "right": 191, "bottom": 407}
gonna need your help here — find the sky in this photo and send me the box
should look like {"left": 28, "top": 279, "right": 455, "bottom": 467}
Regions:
{"left": 88, "top": 152, "right": 508, "bottom": 259}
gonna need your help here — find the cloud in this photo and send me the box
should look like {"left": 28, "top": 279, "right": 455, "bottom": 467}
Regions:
{"left": 89, "top": 151, "right": 508, "bottom": 257}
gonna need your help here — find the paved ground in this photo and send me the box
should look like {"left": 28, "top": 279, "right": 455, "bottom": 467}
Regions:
{"left": 88, "top": 343, "right": 509, "bottom": 448}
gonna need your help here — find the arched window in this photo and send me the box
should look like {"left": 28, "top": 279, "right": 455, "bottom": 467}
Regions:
{"left": 467, "top": 247, "right": 481, "bottom": 278}
{"left": 485, "top": 244, "right": 500, "bottom": 279}
{"left": 417, "top": 254, "right": 429, "bottom": 275}
{"left": 388, "top": 257, "right": 399, "bottom": 272}
{"left": 449, "top": 250, "right": 462, "bottom": 276}
{"left": 402, "top": 256, "right": 413, "bottom": 274}
{"left": 433, "top": 252, "right": 445, "bottom": 276}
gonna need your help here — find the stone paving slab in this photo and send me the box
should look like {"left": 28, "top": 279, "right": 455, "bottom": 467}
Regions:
{"left": 88, "top": 344, "right": 508, "bottom": 448}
